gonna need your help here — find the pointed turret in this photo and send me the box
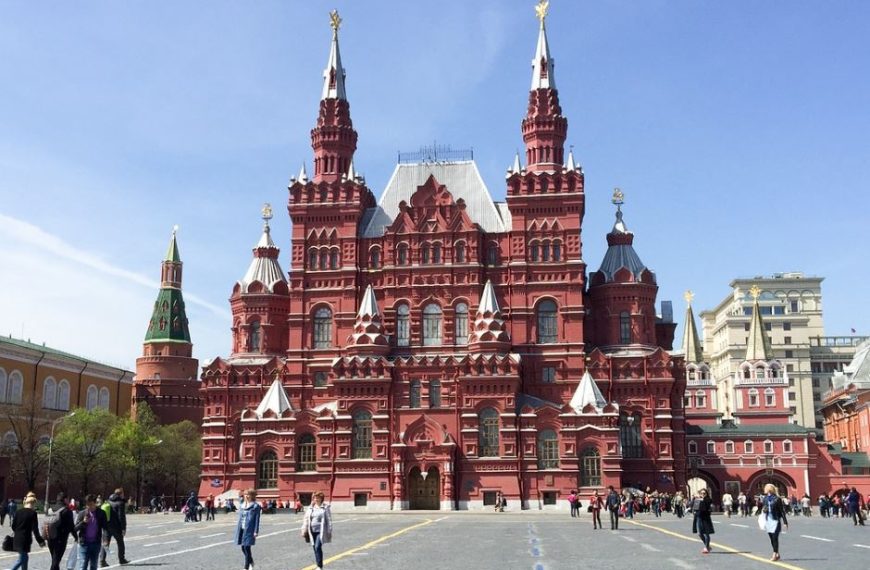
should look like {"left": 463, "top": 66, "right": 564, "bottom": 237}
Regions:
{"left": 745, "top": 285, "right": 773, "bottom": 361}
{"left": 146, "top": 228, "right": 191, "bottom": 343}
{"left": 681, "top": 291, "right": 703, "bottom": 364}
{"left": 254, "top": 376, "right": 294, "bottom": 418}
{"left": 522, "top": 0, "right": 567, "bottom": 173}
{"left": 346, "top": 284, "right": 389, "bottom": 355}
{"left": 237, "top": 204, "right": 287, "bottom": 294}
{"left": 345, "top": 159, "right": 357, "bottom": 182}
{"left": 570, "top": 370, "right": 608, "bottom": 413}
{"left": 297, "top": 163, "right": 309, "bottom": 184}
{"left": 565, "top": 148, "right": 576, "bottom": 172}
{"left": 469, "top": 280, "right": 511, "bottom": 352}
{"left": 310, "top": 10, "right": 358, "bottom": 184}
{"left": 593, "top": 191, "right": 653, "bottom": 284}
{"left": 506, "top": 152, "right": 522, "bottom": 177}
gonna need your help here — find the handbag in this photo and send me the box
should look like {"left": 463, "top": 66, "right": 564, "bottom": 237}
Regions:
{"left": 2, "top": 535, "right": 12, "bottom": 552}
{"left": 757, "top": 513, "right": 766, "bottom": 531}
{"left": 586, "top": 505, "right": 593, "bottom": 513}
{"left": 303, "top": 532, "right": 310, "bottom": 543}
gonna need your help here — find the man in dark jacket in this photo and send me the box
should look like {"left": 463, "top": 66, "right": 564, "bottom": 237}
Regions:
{"left": 47, "top": 492, "right": 77, "bottom": 570}
{"left": 75, "top": 495, "right": 108, "bottom": 570}
{"left": 605, "top": 486, "right": 621, "bottom": 530}
{"left": 99, "top": 488, "right": 129, "bottom": 567}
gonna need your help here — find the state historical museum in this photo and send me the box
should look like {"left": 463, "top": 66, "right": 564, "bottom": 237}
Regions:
{"left": 198, "top": 6, "right": 688, "bottom": 509}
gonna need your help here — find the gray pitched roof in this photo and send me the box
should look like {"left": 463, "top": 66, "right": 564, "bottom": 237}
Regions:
{"left": 360, "top": 161, "right": 508, "bottom": 238}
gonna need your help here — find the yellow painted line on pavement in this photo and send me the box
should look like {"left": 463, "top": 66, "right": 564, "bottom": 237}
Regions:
{"left": 299, "top": 517, "right": 440, "bottom": 570}
{"left": 625, "top": 519, "right": 806, "bottom": 570}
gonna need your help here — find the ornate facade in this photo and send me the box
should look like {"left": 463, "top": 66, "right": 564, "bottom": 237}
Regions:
{"left": 198, "top": 6, "right": 686, "bottom": 510}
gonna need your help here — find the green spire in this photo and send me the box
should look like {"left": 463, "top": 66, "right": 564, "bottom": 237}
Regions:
{"left": 682, "top": 292, "right": 703, "bottom": 364}
{"left": 144, "top": 288, "right": 191, "bottom": 343}
{"left": 165, "top": 226, "right": 181, "bottom": 262}
{"left": 745, "top": 285, "right": 773, "bottom": 361}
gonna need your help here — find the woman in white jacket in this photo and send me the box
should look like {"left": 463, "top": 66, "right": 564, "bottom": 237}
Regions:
{"left": 301, "top": 492, "right": 332, "bottom": 570}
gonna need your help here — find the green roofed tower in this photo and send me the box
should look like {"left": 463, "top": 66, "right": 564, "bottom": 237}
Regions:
{"left": 135, "top": 228, "right": 202, "bottom": 426}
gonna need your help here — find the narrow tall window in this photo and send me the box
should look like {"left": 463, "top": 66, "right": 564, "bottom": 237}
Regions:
{"left": 397, "top": 244, "right": 409, "bottom": 266}
{"left": 541, "top": 241, "right": 550, "bottom": 262}
{"left": 319, "top": 250, "right": 328, "bottom": 270}
{"left": 537, "top": 300, "right": 557, "bottom": 344}
{"left": 581, "top": 448, "right": 601, "bottom": 486}
{"left": 619, "top": 414, "right": 643, "bottom": 458}
{"left": 8, "top": 372, "right": 22, "bottom": 404}
{"left": 308, "top": 249, "right": 318, "bottom": 269}
{"left": 479, "top": 408, "right": 499, "bottom": 457}
{"left": 619, "top": 312, "right": 632, "bottom": 344}
{"left": 537, "top": 429, "right": 559, "bottom": 469}
{"left": 530, "top": 243, "right": 540, "bottom": 262}
{"left": 248, "top": 320, "right": 261, "bottom": 352}
{"left": 352, "top": 410, "right": 372, "bottom": 459}
{"left": 764, "top": 388, "right": 775, "bottom": 407}
{"left": 330, "top": 249, "right": 339, "bottom": 269}
{"left": 257, "top": 451, "right": 278, "bottom": 488}
{"left": 370, "top": 248, "right": 380, "bottom": 268}
{"left": 297, "top": 434, "right": 316, "bottom": 472}
{"left": 314, "top": 307, "right": 333, "bottom": 349}
{"left": 43, "top": 377, "right": 57, "bottom": 410}
{"left": 396, "top": 304, "right": 410, "bottom": 347}
{"left": 421, "top": 244, "right": 430, "bottom": 264}
{"left": 98, "top": 387, "right": 110, "bottom": 410}
{"left": 432, "top": 243, "right": 441, "bottom": 264}
{"left": 487, "top": 244, "right": 498, "bottom": 265}
{"left": 429, "top": 380, "right": 441, "bottom": 408}
{"left": 0, "top": 369, "right": 7, "bottom": 404}
{"left": 749, "top": 389, "right": 759, "bottom": 407}
{"left": 552, "top": 241, "right": 562, "bottom": 261}
{"left": 86, "top": 385, "right": 98, "bottom": 410}
{"left": 409, "top": 380, "right": 421, "bottom": 408}
{"left": 454, "top": 303, "right": 469, "bottom": 345}
{"left": 695, "top": 390, "right": 706, "bottom": 408}
{"left": 423, "top": 304, "right": 443, "bottom": 346}
{"left": 57, "top": 380, "right": 70, "bottom": 411}
{"left": 455, "top": 242, "right": 466, "bottom": 263}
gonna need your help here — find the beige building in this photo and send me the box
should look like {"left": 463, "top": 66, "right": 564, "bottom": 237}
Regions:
{"left": 0, "top": 335, "right": 133, "bottom": 497}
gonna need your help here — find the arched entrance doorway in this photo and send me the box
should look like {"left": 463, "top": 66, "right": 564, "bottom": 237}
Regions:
{"left": 686, "top": 472, "right": 719, "bottom": 501}
{"left": 408, "top": 466, "right": 440, "bottom": 510}
{"left": 747, "top": 471, "right": 793, "bottom": 498}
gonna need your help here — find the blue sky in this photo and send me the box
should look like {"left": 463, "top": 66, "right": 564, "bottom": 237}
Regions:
{"left": 1, "top": 1, "right": 868, "bottom": 369}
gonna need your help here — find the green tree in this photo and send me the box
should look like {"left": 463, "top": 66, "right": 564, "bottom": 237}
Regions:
{"left": 153, "top": 420, "right": 201, "bottom": 508}
{"left": 0, "top": 396, "right": 53, "bottom": 493}
{"left": 53, "top": 408, "right": 119, "bottom": 496}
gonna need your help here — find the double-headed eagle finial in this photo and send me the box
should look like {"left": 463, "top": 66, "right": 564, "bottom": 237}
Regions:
{"left": 262, "top": 203, "right": 273, "bottom": 223}
{"left": 535, "top": 0, "right": 549, "bottom": 25}
{"left": 749, "top": 285, "right": 762, "bottom": 300}
{"left": 684, "top": 290, "right": 695, "bottom": 306}
{"left": 329, "top": 9, "right": 342, "bottom": 33}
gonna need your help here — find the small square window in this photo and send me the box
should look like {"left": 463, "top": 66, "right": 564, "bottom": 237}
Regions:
{"left": 541, "top": 367, "right": 556, "bottom": 383}
{"left": 784, "top": 338, "right": 792, "bottom": 346}
{"left": 786, "top": 364, "right": 794, "bottom": 373}
{"left": 354, "top": 493, "right": 368, "bottom": 507}
{"left": 783, "top": 441, "right": 793, "bottom": 454}
{"left": 482, "top": 491, "right": 498, "bottom": 506}
{"left": 764, "top": 323, "right": 772, "bottom": 331}
{"left": 314, "top": 371, "right": 328, "bottom": 387}
{"left": 706, "top": 442, "right": 715, "bottom": 454}
{"left": 790, "top": 301, "right": 799, "bottom": 313}
{"left": 744, "top": 323, "right": 751, "bottom": 332}
{"left": 783, "top": 322, "right": 791, "bottom": 331}
{"left": 812, "top": 378, "right": 819, "bottom": 388}
{"left": 542, "top": 491, "right": 557, "bottom": 505}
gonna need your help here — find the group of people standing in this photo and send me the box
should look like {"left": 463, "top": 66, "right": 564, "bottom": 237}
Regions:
{"left": 2, "top": 488, "right": 129, "bottom": 570}
{"left": 234, "top": 489, "right": 333, "bottom": 570}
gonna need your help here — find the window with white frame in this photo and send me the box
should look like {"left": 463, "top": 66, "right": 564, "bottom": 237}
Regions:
{"left": 695, "top": 390, "right": 706, "bottom": 408}
{"left": 422, "top": 304, "right": 443, "bottom": 346}
{"left": 684, "top": 395, "right": 692, "bottom": 408}
{"left": 454, "top": 303, "right": 469, "bottom": 345}
{"left": 706, "top": 441, "right": 715, "bottom": 454}
{"left": 98, "top": 387, "right": 110, "bottom": 410}
{"left": 7, "top": 371, "right": 23, "bottom": 404}
{"left": 688, "top": 441, "right": 697, "bottom": 455}
{"left": 57, "top": 380, "right": 71, "bottom": 411}
{"left": 43, "top": 377, "right": 57, "bottom": 409}
{"left": 763, "top": 440, "right": 774, "bottom": 454}
{"left": 86, "top": 385, "right": 98, "bottom": 411}
{"left": 764, "top": 388, "right": 775, "bottom": 407}
{"left": 725, "top": 440, "right": 734, "bottom": 454}
{"left": 744, "top": 440, "right": 754, "bottom": 454}
{"left": 782, "top": 440, "right": 792, "bottom": 454}
{"left": 396, "top": 304, "right": 410, "bottom": 347}
{"left": 748, "top": 388, "right": 759, "bottom": 407}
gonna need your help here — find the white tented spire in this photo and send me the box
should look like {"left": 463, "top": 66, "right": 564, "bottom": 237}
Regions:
{"left": 346, "top": 159, "right": 357, "bottom": 181}
{"left": 530, "top": 18, "right": 556, "bottom": 90}
{"left": 357, "top": 284, "right": 380, "bottom": 318}
{"left": 507, "top": 152, "right": 522, "bottom": 176}
{"left": 570, "top": 370, "right": 608, "bottom": 413}
{"left": 321, "top": 12, "right": 347, "bottom": 101}
{"left": 478, "top": 280, "right": 501, "bottom": 315}
{"left": 255, "top": 377, "right": 293, "bottom": 418}
{"left": 565, "top": 148, "right": 576, "bottom": 171}
{"left": 298, "top": 163, "right": 309, "bottom": 184}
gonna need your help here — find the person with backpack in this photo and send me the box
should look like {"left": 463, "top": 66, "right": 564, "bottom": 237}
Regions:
{"left": 605, "top": 486, "right": 621, "bottom": 530}
{"left": 99, "top": 488, "right": 129, "bottom": 567}
{"left": 44, "top": 493, "right": 76, "bottom": 570}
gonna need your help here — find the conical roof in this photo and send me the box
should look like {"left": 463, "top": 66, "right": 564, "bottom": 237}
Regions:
{"left": 357, "top": 284, "right": 380, "bottom": 318}
{"left": 238, "top": 217, "right": 287, "bottom": 294}
{"left": 745, "top": 289, "right": 773, "bottom": 361}
{"left": 570, "top": 370, "right": 607, "bottom": 413}
{"left": 595, "top": 207, "right": 653, "bottom": 283}
{"left": 530, "top": 13, "right": 556, "bottom": 90}
{"left": 254, "top": 377, "right": 293, "bottom": 418}
{"left": 682, "top": 295, "right": 703, "bottom": 364}
{"left": 165, "top": 228, "right": 181, "bottom": 262}
{"left": 321, "top": 11, "right": 347, "bottom": 100}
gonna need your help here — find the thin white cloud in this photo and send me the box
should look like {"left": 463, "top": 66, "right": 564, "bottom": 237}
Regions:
{"left": 0, "top": 213, "right": 229, "bottom": 319}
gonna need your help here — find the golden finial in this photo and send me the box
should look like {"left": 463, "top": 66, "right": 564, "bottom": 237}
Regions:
{"left": 612, "top": 187, "right": 625, "bottom": 209}
{"left": 262, "top": 203, "right": 273, "bottom": 222}
{"left": 684, "top": 290, "right": 694, "bottom": 306}
{"left": 171, "top": 224, "right": 179, "bottom": 237}
{"left": 749, "top": 285, "right": 762, "bottom": 300}
{"left": 329, "top": 9, "right": 342, "bottom": 33}
{"left": 535, "top": 0, "right": 550, "bottom": 24}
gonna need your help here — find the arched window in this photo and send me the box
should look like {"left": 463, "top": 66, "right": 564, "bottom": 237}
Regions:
{"left": 422, "top": 304, "right": 442, "bottom": 346}
{"left": 695, "top": 390, "right": 706, "bottom": 408}
{"left": 43, "top": 377, "right": 57, "bottom": 410}
{"left": 763, "top": 440, "right": 774, "bottom": 454}
{"left": 580, "top": 448, "right": 601, "bottom": 487}
{"left": 297, "top": 434, "right": 316, "bottom": 472}
{"left": 319, "top": 250, "right": 328, "bottom": 270}
{"left": 454, "top": 303, "right": 469, "bottom": 345}
{"left": 421, "top": 244, "right": 430, "bottom": 264}
{"left": 396, "top": 304, "right": 410, "bottom": 347}
{"left": 743, "top": 366, "right": 751, "bottom": 379}
{"left": 308, "top": 249, "right": 318, "bottom": 270}
{"left": 755, "top": 367, "right": 765, "bottom": 380}
{"left": 429, "top": 380, "right": 441, "bottom": 408}
{"left": 706, "top": 441, "right": 715, "bottom": 454}
{"left": 352, "top": 410, "right": 372, "bottom": 459}
{"left": 455, "top": 242, "right": 466, "bottom": 263}
{"left": 487, "top": 244, "right": 498, "bottom": 265}
{"left": 782, "top": 440, "right": 793, "bottom": 454}
{"left": 432, "top": 243, "right": 441, "bottom": 264}
{"left": 541, "top": 240, "right": 550, "bottom": 262}
{"left": 478, "top": 408, "right": 499, "bottom": 457}
{"left": 529, "top": 242, "right": 540, "bottom": 262}
{"left": 397, "top": 244, "right": 409, "bottom": 266}
{"left": 370, "top": 248, "right": 380, "bottom": 268}
{"left": 99, "top": 387, "right": 110, "bottom": 410}
{"left": 3, "top": 431, "right": 17, "bottom": 451}
{"left": 725, "top": 440, "right": 735, "bottom": 454}
{"left": 409, "top": 380, "right": 421, "bottom": 408}
{"left": 8, "top": 371, "right": 22, "bottom": 404}
{"left": 744, "top": 440, "right": 754, "bottom": 454}
{"left": 537, "top": 300, "right": 557, "bottom": 344}
{"left": 86, "top": 385, "right": 98, "bottom": 411}
{"left": 764, "top": 388, "right": 775, "bottom": 407}
{"left": 619, "top": 413, "right": 643, "bottom": 458}
{"left": 329, "top": 249, "right": 340, "bottom": 270}
{"left": 688, "top": 441, "right": 698, "bottom": 455}
{"left": 552, "top": 241, "right": 562, "bottom": 261}
{"left": 248, "top": 320, "right": 261, "bottom": 352}
{"left": 537, "top": 429, "right": 559, "bottom": 469}
{"left": 313, "top": 307, "right": 333, "bottom": 349}
{"left": 0, "top": 369, "right": 7, "bottom": 404}
{"left": 748, "top": 388, "right": 759, "bottom": 407}
{"left": 619, "top": 312, "right": 632, "bottom": 344}
{"left": 257, "top": 450, "right": 278, "bottom": 488}
{"left": 56, "top": 380, "right": 71, "bottom": 411}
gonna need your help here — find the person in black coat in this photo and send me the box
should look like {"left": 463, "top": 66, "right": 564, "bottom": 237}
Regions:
{"left": 691, "top": 489, "right": 715, "bottom": 554}
{"left": 10, "top": 495, "right": 45, "bottom": 570}
{"left": 760, "top": 483, "right": 789, "bottom": 561}
{"left": 47, "top": 493, "right": 77, "bottom": 570}
{"left": 74, "top": 495, "right": 109, "bottom": 570}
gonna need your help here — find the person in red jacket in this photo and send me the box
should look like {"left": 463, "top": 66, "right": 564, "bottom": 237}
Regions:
{"left": 589, "top": 490, "right": 603, "bottom": 529}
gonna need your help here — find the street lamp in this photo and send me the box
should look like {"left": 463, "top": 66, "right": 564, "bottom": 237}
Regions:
{"left": 137, "top": 439, "right": 163, "bottom": 511}
{"left": 44, "top": 411, "right": 76, "bottom": 513}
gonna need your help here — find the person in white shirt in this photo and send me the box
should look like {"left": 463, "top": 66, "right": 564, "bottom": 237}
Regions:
{"left": 301, "top": 492, "right": 333, "bottom": 570}
{"left": 722, "top": 492, "right": 734, "bottom": 518}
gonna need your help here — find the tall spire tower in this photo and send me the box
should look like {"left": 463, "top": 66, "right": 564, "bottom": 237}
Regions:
{"left": 682, "top": 290, "right": 703, "bottom": 364}
{"left": 522, "top": 0, "right": 567, "bottom": 172}
{"left": 745, "top": 285, "right": 773, "bottom": 361}
{"left": 311, "top": 9, "right": 358, "bottom": 183}
{"left": 134, "top": 228, "right": 202, "bottom": 425}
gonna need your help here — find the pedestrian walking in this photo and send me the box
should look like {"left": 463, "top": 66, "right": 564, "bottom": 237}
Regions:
{"left": 98, "top": 488, "right": 128, "bottom": 567}
{"left": 9, "top": 495, "right": 45, "bottom": 570}
{"left": 205, "top": 495, "right": 216, "bottom": 521}
{"left": 691, "top": 488, "right": 714, "bottom": 554}
{"left": 722, "top": 491, "right": 733, "bottom": 518}
{"left": 567, "top": 490, "right": 578, "bottom": 518}
{"left": 846, "top": 487, "right": 865, "bottom": 526}
{"left": 74, "top": 495, "right": 108, "bottom": 570}
{"left": 45, "top": 493, "right": 76, "bottom": 570}
{"left": 605, "top": 486, "right": 620, "bottom": 530}
{"left": 760, "top": 483, "right": 788, "bottom": 561}
{"left": 589, "top": 490, "right": 603, "bottom": 529}
{"left": 301, "top": 491, "right": 332, "bottom": 570}
{"left": 235, "top": 489, "right": 261, "bottom": 570}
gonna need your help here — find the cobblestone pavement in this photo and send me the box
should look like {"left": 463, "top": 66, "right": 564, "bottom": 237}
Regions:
{"left": 0, "top": 510, "right": 867, "bottom": 570}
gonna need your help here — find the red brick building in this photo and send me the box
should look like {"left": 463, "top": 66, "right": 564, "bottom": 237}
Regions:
{"left": 133, "top": 230, "right": 202, "bottom": 426}
{"left": 197, "top": 8, "right": 687, "bottom": 510}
